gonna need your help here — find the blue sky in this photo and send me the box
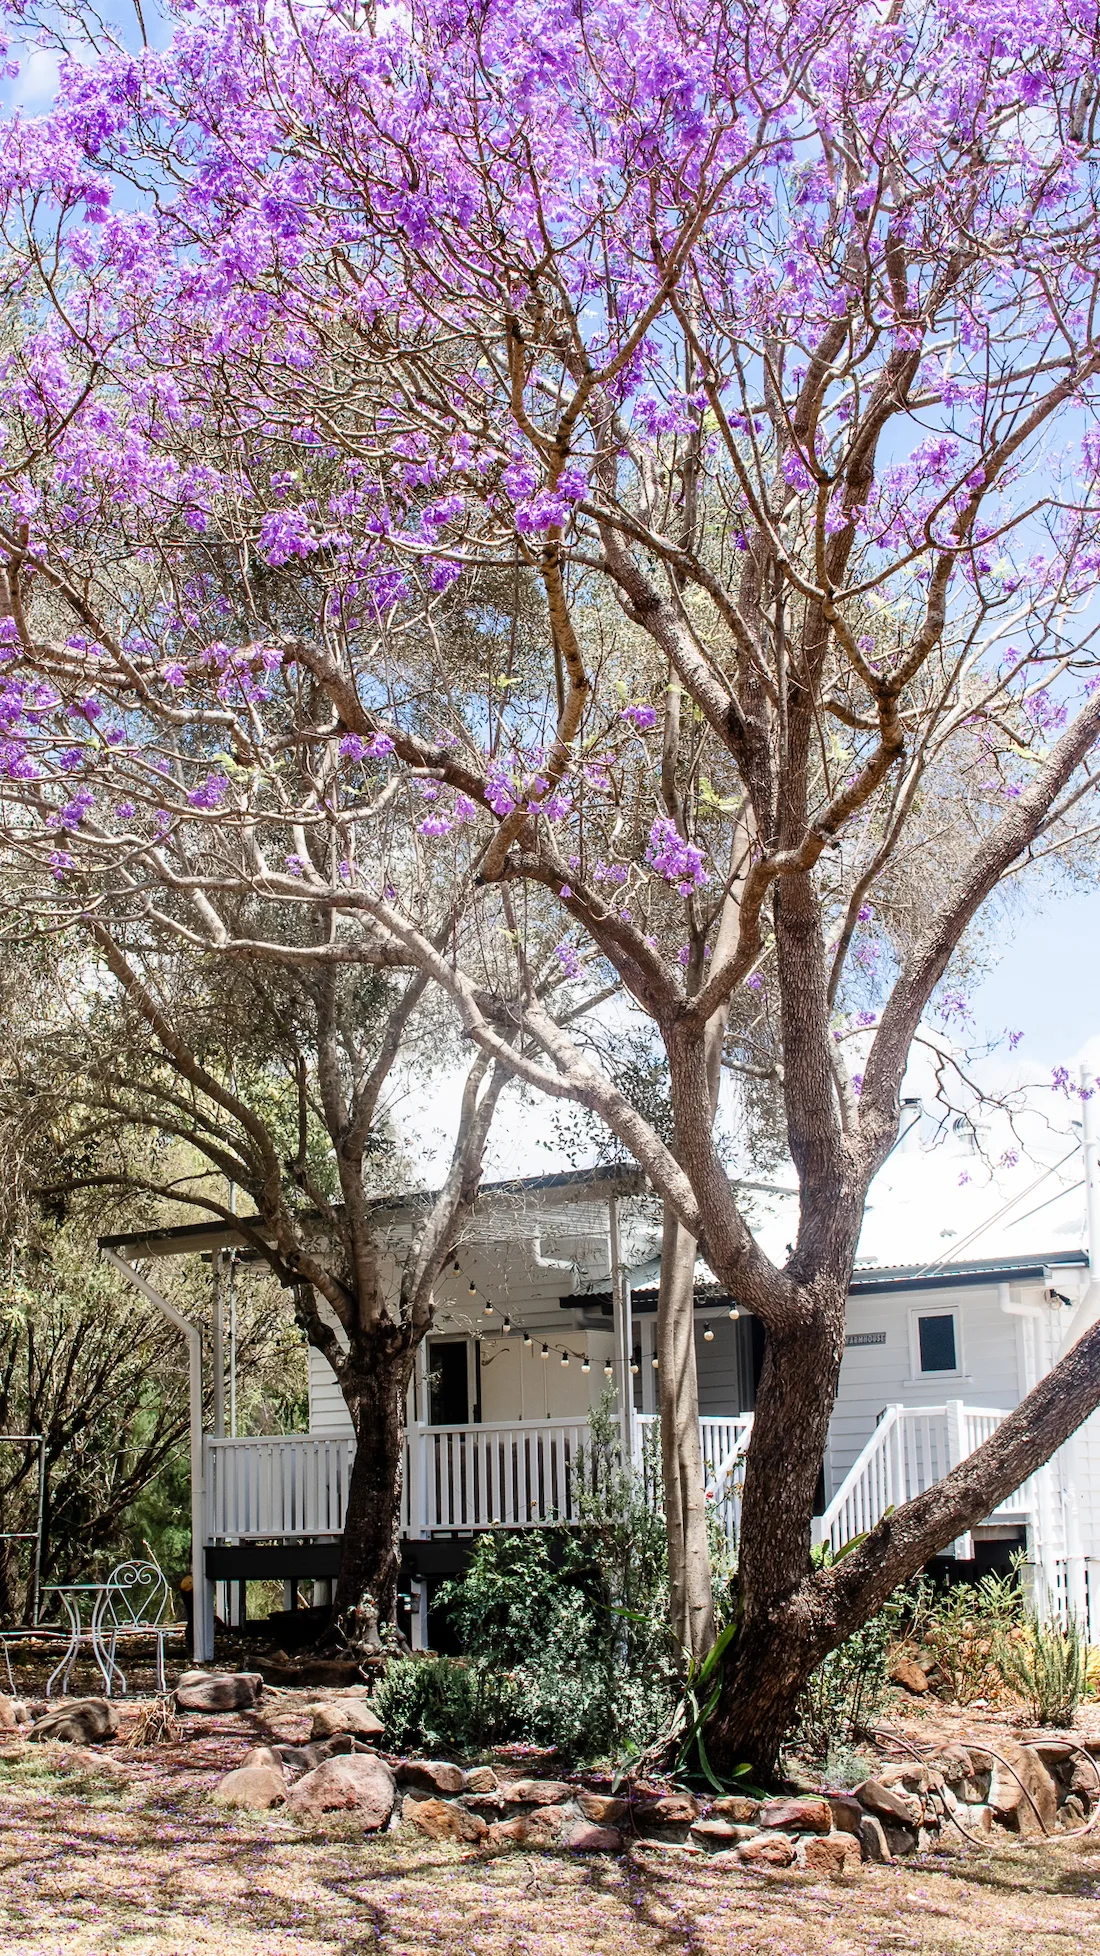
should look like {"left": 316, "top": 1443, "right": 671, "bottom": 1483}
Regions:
{"left": 969, "top": 886, "right": 1100, "bottom": 1066}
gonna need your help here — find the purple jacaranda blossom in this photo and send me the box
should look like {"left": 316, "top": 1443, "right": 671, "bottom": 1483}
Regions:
{"left": 621, "top": 704, "right": 658, "bottom": 729}
{"left": 57, "top": 748, "right": 84, "bottom": 771}
{"left": 646, "top": 816, "right": 707, "bottom": 891}
{"left": 285, "top": 853, "right": 305, "bottom": 876}
{"left": 419, "top": 812, "right": 452, "bottom": 835}
{"left": 187, "top": 773, "right": 228, "bottom": 810}
{"left": 555, "top": 943, "right": 581, "bottom": 978}
{"left": 453, "top": 793, "right": 478, "bottom": 823}
{"left": 116, "top": 800, "right": 135, "bottom": 820}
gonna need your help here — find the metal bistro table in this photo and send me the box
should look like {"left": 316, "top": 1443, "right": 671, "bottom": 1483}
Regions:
{"left": 40, "top": 1583, "right": 116, "bottom": 1698}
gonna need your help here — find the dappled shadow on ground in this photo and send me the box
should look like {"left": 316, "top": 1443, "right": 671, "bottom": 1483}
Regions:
{"left": 3, "top": 1693, "right": 1100, "bottom": 1955}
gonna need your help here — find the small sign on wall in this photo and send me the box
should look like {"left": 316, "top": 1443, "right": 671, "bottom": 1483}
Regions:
{"left": 845, "top": 1331, "right": 886, "bottom": 1347}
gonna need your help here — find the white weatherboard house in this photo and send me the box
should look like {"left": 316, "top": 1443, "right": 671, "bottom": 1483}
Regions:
{"left": 100, "top": 1096, "right": 1100, "bottom": 1660}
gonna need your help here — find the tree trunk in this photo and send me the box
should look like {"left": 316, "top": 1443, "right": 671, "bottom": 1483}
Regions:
{"left": 658, "top": 1206, "right": 716, "bottom": 1661}
{"left": 706, "top": 1302, "right": 1100, "bottom": 1780}
{"left": 331, "top": 1347, "right": 412, "bottom": 1626}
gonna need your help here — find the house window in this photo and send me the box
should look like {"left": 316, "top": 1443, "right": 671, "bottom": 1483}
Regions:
{"left": 917, "top": 1313, "right": 958, "bottom": 1374}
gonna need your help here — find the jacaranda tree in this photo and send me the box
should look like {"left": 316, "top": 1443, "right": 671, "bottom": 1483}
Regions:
{"left": 0, "top": 0, "right": 1099, "bottom": 1767}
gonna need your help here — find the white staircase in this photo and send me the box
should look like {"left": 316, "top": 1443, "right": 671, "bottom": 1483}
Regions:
{"left": 813, "top": 1401, "right": 1036, "bottom": 1558}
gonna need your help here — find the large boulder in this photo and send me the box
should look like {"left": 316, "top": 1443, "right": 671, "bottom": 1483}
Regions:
{"left": 405, "top": 1796, "right": 487, "bottom": 1844}
{"left": 287, "top": 1753, "right": 396, "bottom": 1830}
{"left": 758, "top": 1796, "right": 831, "bottom": 1835}
{"left": 30, "top": 1698, "right": 118, "bottom": 1744}
{"left": 397, "top": 1760, "right": 466, "bottom": 1796}
{"left": 241, "top": 1746, "right": 286, "bottom": 1774}
{"left": 738, "top": 1832, "right": 796, "bottom": 1868}
{"left": 989, "top": 1743, "right": 1058, "bottom": 1837}
{"left": 212, "top": 1766, "right": 287, "bottom": 1811}
{"left": 563, "top": 1821, "right": 623, "bottom": 1854}
{"left": 503, "top": 1777, "right": 572, "bottom": 1807}
{"left": 853, "top": 1778, "right": 923, "bottom": 1827}
{"left": 309, "top": 1701, "right": 385, "bottom": 1744}
{"left": 175, "top": 1670, "right": 263, "bottom": 1713}
{"left": 801, "top": 1833, "right": 861, "bottom": 1876}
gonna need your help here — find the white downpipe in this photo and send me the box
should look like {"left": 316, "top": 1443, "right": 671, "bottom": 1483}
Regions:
{"left": 101, "top": 1248, "right": 213, "bottom": 1663}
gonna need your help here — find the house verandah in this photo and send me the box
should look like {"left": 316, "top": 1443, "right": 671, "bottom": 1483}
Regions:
{"left": 98, "top": 1165, "right": 1100, "bottom": 1661}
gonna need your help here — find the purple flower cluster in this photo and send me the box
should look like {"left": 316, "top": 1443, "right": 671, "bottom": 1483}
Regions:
{"left": 646, "top": 816, "right": 708, "bottom": 894}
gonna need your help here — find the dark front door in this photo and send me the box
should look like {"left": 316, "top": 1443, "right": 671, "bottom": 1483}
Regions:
{"left": 428, "top": 1341, "right": 470, "bottom": 1426}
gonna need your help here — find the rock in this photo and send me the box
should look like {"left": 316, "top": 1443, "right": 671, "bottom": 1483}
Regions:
{"left": 633, "top": 1792, "right": 700, "bottom": 1832}
{"left": 487, "top": 1816, "right": 531, "bottom": 1849}
{"left": 397, "top": 1760, "right": 466, "bottom": 1797}
{"left": 0, "top": 1694, "right": 27, "bottom": 1730}
{"left": 287, "top": 1753, "right": 396, "bottom": 1830}
{"left": 691, "top": 1818, "right": 756, "bottom": 1849}
{"left": 241, "top": 1746, "right": 286, "bottom": 1774}
{"left": 829, "top": 1795, "right": 865, "bottom": 1837}
{"left": 858, "top": 1814, "right": 892, "bottom": 1863}
{"left": 1070, "top": 1756, "right": 1100, "bottom": 1798}
{"left": 758, "top": 1796, "right": 831, "bottom": 1835}
{"left": 30, "top": 1698, "right": 118, "bottom": 1745}
{"left": 487, "top": 1807, "right": 566, "bottom": 1849}
{"left": 801, "top": 1833, "right": 862, "bottom": 1876}
{"left": 460, "top": 1790, "right": 506, "bottom": 1816}
{"left": 578, "top": 1789, "right": 630, "bottom": 1825}
{"left": 854, "top": 1778, "right": 923, "bottom": 1827}
{"left": 889, "top": 1657, "right": 930, "bottom": 1694}
{"left": 175, "top": 1671, "right": 263, "bottom": 1713}
{"left": 523, "top": 1804, "right": 567, "bottom": 1843}
{"left": 882, "top": 1822, "right": 919, "bottom": 1857}
{"left": 960, "top": 1803, "right": 995, "bottom": 1838}
{"left": 212, "top": 1766, "right": 287, "bottom": 1811}
{"left": 405, "top": 1796, "right": 487, "bottom": 1844}
{"left": 738, "top": 1831, "right": 796, "bottom": 1868}
{"left": 57, "top": 1746, "right": 129, "bottom": 1778}
{"left": 988, "top": 1743, "right": 1058, "bottom": 1837}
{"left": 504, "top": 1778, "right": 572, "bottom": 1807}
{"left": 877, "top": 1762, "right": 934, "bottom": 1794}
{"left": 563, "top": 1821, "right": 623, "bottom": 1853}
{"left": 276, "top": 1744, "right": 326, "bottom": 1778}
{"left": 309, "top": 1701, "right": 385, "bottom": 1744}
{"left": 465, "top": 1766, "right": 499, "bottom": 1794}
{"left": 711, "top": 1795, "right": 760, "bottom": 1823}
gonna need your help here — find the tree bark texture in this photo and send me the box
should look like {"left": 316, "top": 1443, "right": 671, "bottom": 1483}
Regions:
{"left": 707, "top": 1305, "right": 1100, "bottom": 1778}
{"left": 657, "top": 1206, "right": 715, "bottom": 1662}
{"left": 331, "top": 1347, "right": 414, "bottom": 1625}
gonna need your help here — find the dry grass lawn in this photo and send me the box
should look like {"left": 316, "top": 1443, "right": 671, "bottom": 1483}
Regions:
{"left": 3, "top": 1740, "right": 1100, "bottom": 1956}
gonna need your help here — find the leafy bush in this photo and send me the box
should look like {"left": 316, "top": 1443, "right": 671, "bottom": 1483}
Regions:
{"left": 371, "top": 1653, "right": 523, "bottom": 1754}
{"left": 434, "top": 1393, "right": 678, "bottom": 1763}
{"left": 910, "top": 1566, "right": 1023, "bottom": 1705}
{"left": 995, "top": 1612, "right": 1086, "bottom": 1725}
{"left": 794, "top": 1587, "right": 907, "bottom": 1759}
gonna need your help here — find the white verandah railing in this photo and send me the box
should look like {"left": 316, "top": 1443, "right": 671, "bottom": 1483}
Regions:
{"left": 812, "top": 1402, "right": 1033, "bottom": 1557}
{"left": 205, "top": 1413, "right": 756, "bottom": 1544}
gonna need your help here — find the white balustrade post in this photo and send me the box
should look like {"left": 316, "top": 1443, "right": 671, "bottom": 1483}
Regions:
{"left": 945, "top": 1400, "right": 973, "bottom": 1561}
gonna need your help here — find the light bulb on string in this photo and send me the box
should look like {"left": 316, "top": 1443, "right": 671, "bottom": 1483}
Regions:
{"left": 703, "top": 1325, "right": 715, "bottom": 1342}
{"left": 630, "top": 1360, "right": 639, "bottom": 1376}
{"left": 560, "top": 1351, "right": 569, "bottom": 1367}
{"left": 603, "top": 1360, "right": 614, "bottom": 1379}
{"left": 540, "top": 1344, "right": 549, "bottom": 1360}
{"left": 482, "top": 1300, "right": 494, "bottom": 1316}
{"left": 452, "top": 1258, "right": 460, "bottom": 1274}
{"left": 523, "top": 1330, "right": 533, "bottom": 1347}
{"left": 651, "top": 1355, "right": 659, "bottom": 1369}
{"left": 469, "top": 1280, "right": 477, "bottom": 1296}
{"left": 581, "top": 1357, "right": 590, "bottom": 1374}
{"left": 728, "top": 1306, "right": 741, "bottom": 1320}
{"left": 502, "top": 1317, "right": 512, "bottom": 1334}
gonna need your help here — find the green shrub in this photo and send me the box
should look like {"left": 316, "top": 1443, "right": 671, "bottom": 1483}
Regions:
{"left": 371, "top": 1653, "right": 523, "bottom": 1754}
{"left": 911, "top": 1566, "right": 1023, "bottom": 1704}
{"left": 794, "top": 1588, "right": 907, "bottom": 1759}
{"left": 995, "top": 1611, "right": 1085, "bottom": 1725}
{"left": 434, "top": 1393, "right": 678, "bottom": 1764}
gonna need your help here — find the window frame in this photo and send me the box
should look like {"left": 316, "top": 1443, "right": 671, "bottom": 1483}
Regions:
{"left": 907, "top": 1305, "right": 964, "bottom": 1382}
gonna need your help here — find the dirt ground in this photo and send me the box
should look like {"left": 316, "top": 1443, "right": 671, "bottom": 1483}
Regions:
{"left": 3, "top": 1670, "right": 1100, "bottom": 1955}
